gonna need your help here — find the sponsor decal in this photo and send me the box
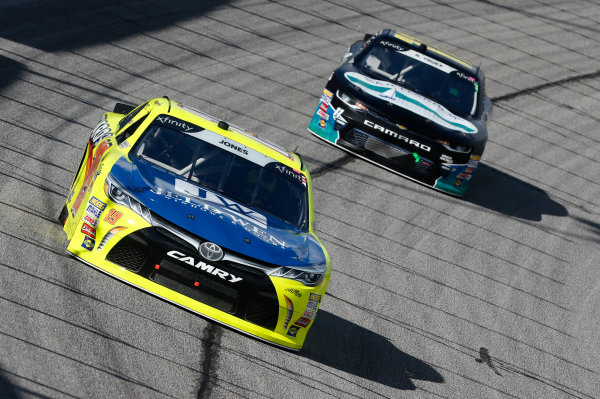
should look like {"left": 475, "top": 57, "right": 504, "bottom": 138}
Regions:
{"left": 90, "top": 120, "right": 112, "bottom": 146}
{"left": 152, "top": 187, "right": 286, "bottom": 248}
{"left": 86, "top": 204, "right": 102, "bottom": 218}
{"left": 306, "top": 301, "right": 319, "bottom": 311}
{"left": 218, "top": 139, "right": 248, "bottom": 155}
{"left": 81, "top": 223, "right": 96, "bottom": 239}
{"left": 294, "top": 317, "right": 311, "bottom": 328}
{"left": 470, "top": 155, "right": 481, "bottom": 161}
{"left": 363, "top": 120, "right": 431, "bottom": 152}
{"left": 275, "top": 164, "right": 307, "bottom": 187}
{"left": 380, "top": 40, "right": 405, "bottom": 52}
{"left": 83, "top": 213, "right": 99, "bottom": 228}
{"left": 317, "top": 109, "right": 328, "bottom": 120}
{"left": 319, "top": 102, "right": 329, "bottom": 113}
{"left": 323, "top": 88, "right": 333, "bottom": 99}
{"left": 302, "top": 310, "right": 316, "bottom": 319}
{"left": 89, "top": 196, "right": 106, "bottom": 211}
{"left": 167, "top": 250, "right": 242, "bottom": 283}
{"left": 155, "top": 115, "right": 202, "bottom": 133}
{"left": 320, "top": 93, "right": 331, "bottom": 105}
{"left": 456, "top": 72, "right": 478, "bottom": 89}
{"left": 309, "top": 293, "right": 322, "bottom": 303}
{"left": 457, "top": 173, "right": 472, "bottom": 180}
{"left": 287, "top": 325, "right": 300, "bottom": 337}
{"left": 286, "top": 288, "right": 302, "bottom": 298}
{"left": 454, "top": 178, "right": 463, "bottom": 187}
{"left": 318, "top": 119, "right": 327, "bottom": 129}
{"left": 404, "top": 49, "right": 452, "bottom": 72}
{"left": 345, "top": 72, "right": 477, "bottom": 134}
{"left": 103, "top": 209, "right": 123, "bottom": 225}
{"left": 71, "top": 140, "right": 111, "bottom": 215}
{"left": 467, "top": 160, "right": 478, "bottom": 168}
{"left": 465, "top": 167, "right": 474, "bottom": 174}
{"left": 119, "top": 141, "right": 130, "bottom": 149}
{"left": 440, "top": 154, "right": 454, "bottom": 163}
{"left": 81, "top": 236, "right": 95, "bottom": 251}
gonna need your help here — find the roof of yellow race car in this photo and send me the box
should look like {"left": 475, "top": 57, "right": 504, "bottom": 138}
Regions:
{"left": 146, "top": 97, "right": 304, "bottom": 172}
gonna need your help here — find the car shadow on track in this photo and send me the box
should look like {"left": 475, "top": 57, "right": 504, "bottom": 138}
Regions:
{"left": 301, "top": 311, "right": 443, "bottom": 390}
{"left": 465, "top": 164, "right": 568, "bottom": 221}
{"left": 0, "top": 55, "right": 24, "bottom": 93}
{"left": 0, "top": 365, "right": 22, "bottom": 399}
{"left": 0, "top": 0, "right": 229, "bottom": 52}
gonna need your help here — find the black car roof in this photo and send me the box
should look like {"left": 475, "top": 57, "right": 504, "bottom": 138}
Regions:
{"left": 374, "top": 29, "right": 482, "bottom": 79}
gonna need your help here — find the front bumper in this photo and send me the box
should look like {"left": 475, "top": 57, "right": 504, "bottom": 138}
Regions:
{"left": 66, "top": 204, "right": 327, "bottom": 351}
{"left": 308, "top": 88, "right": 480, "bottom": 196}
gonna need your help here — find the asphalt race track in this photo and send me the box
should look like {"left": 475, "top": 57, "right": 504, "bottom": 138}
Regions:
{"left": 1, "top": 1, "right": 600, "bottom": 398}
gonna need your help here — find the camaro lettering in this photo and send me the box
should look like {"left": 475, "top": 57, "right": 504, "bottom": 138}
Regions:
{"left": 167, "top": 250, "right": 243, "bottom": 283}
{"left": 364, "top": 120, "right": 431, "bottom": 152}
{"left": 219, "top": 140, "right": 248, "bottom": 155}
{"left": 156, "top": 116, "right": 195, "bottom": 132}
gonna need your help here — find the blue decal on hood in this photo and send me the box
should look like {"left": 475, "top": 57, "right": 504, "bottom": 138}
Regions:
{"left": 110, "top": 156, "right": 325, "bottom": 267}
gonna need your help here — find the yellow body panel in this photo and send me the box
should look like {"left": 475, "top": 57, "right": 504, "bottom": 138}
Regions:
{"left": 62, "top": 98, "right": 330, "bottom": 350}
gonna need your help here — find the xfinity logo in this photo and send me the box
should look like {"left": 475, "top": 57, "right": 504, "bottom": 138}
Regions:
{"left": 219, "top": 139, "right": 248, "bottom": 155}
{"left": 364, "top": 120, "right": 431, "bottom": 152}
{"left": 167, "top": 250, "right": 242, "bottom": 283}
{"left": 157, "top": 116, "right": 195, "bottom": 132}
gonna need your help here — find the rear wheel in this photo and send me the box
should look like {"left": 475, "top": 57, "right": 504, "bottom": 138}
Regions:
{"left": 58, "top": 204, "right": 68, "bottom": 225}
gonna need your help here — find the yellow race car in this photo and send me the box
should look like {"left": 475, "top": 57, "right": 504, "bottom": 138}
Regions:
{"left": 59, "top": 97, "right": 331, "bottom": 350}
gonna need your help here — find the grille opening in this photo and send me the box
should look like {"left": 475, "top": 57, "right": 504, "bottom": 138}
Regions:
{"left": 245, "top": 294, "right": 279, "bottom": 331}
{"left": 105, "top": 235, "right": 147, "bottom": 272}
{"left": 343, "top": 129, "right": 436, "bottom": 176}
{"left": 153, "top": 259, "right": 239, "bottom": 313}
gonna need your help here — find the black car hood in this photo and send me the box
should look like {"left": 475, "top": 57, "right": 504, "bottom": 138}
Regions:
{"left": 332, "top": 65, "right": 487, "bottom": 146}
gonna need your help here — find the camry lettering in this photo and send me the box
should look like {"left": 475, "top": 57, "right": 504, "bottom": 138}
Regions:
{"left": 364, "top": 120, "right": 431, "bottom": 152}
{"left": 167, "top": 250, "right": 243, "bottom": 283}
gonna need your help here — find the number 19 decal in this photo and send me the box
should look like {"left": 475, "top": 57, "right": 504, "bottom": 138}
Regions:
{"left": 104, "top": 209, "right": 123, "bottom": 225}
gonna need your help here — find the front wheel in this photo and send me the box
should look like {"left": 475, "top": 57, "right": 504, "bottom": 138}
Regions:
{"left": 58, "top": 204, "right": 68, "bottom": 225}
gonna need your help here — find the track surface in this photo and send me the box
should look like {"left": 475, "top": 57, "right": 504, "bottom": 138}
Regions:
{"left": 1, "top": 1, "right": 600, "bottom": 398}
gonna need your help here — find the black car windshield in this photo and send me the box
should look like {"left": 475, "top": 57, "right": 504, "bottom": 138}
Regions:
{"left": 132, "top": 122, "right": 308, "bottom": 230}
{"left": 358, "top": 40, "right": 479, "bottom": 117}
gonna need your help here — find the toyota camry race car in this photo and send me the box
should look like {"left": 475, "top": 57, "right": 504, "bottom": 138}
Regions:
{"left": 308, "top": 29, "right": 492, "bottom": 196}
{"left": 59, "top": 97, "right": 331, "bottom": 350}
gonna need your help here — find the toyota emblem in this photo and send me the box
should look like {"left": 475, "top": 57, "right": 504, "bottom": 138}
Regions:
{"left": 199, "top": 242, "right": 224, "bottom": 262}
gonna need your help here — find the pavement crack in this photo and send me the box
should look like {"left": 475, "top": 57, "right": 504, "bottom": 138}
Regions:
{"left": 475, "top": 347, "right": 502, "bottom": 376}
{"left": 197, "top": 323, "right": 223, "bottom": 399}
{"left": 309, "top": 153, "right": 355, "bottom": 178}
{"left": 492, "top": 69, "right": 600, "bottom": 102}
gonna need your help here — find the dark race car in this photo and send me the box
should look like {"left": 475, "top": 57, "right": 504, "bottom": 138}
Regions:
{"left": 308, "top": 29, "right": 492, "bottom": 196}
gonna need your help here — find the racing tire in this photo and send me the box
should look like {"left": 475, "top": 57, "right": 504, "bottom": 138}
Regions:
{"left": 58, "top": 204, "right": 68, "bottom": 225}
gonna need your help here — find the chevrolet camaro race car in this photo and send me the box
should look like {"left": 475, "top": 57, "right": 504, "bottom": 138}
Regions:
{"left": 308, "top": 29, "right": 492, "bottom": 196}
{"left": 59, "top": 97, "right": 331, "bottom": 350}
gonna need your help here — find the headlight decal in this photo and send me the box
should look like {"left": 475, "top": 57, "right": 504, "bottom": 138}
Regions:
{"left": 283, "top": 296, "right": 294, "bottom": 329}
{"left": 97, "top": 226, "right": 127, "bottom": 251}
{"left": 105, "top": 174, "right": 152, "bottom": 224}
{"left": 270, "top": 265, "right": 326, "bottom": 287}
